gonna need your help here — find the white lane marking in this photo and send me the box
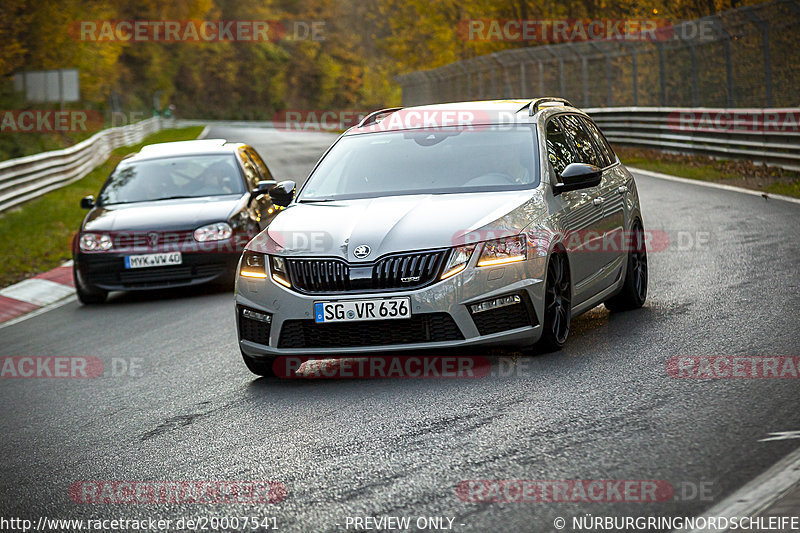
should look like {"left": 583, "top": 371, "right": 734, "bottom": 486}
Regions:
{"left": 0, "top": 278, "right": 75, "bottom": 306}
{"left": 629, "top": 167, "right": 800, "bottom": 206}
{"left": 759, "top": 431, "right": 800, "bottom": 442}
{"left": 678, "top": 446, "right": 800, "bottom": 532}
{"left": 197, "top": 125, "right": 210, "bottom": 139}
{"left": 0, "top": 295, "right": 77, "bottom": 330}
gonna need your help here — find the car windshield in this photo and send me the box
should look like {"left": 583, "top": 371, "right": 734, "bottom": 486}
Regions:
{"left": 98, "top": 154, "right": 244, "bottom": 205}
{"left": 299, "top": 126, "right": 538, "bottom": 201}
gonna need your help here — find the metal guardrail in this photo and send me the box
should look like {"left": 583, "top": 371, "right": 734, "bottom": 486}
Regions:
{"left": 0, "top": 117, "right": 164, "bottom": 213}
{"left": 584, "top": 107, "right": 800, "bottom": 172}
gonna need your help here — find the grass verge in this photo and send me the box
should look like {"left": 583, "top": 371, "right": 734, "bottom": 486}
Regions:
{"left": 616, "top": 146, "right": 800, "bottom": 199}
{"left": 0, "top": 126, "right": 204, "bottom": 289}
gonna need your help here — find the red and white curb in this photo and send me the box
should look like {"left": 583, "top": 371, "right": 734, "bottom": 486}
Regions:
{"left": 0, "top": 261, "right": 75, "bottom": 327}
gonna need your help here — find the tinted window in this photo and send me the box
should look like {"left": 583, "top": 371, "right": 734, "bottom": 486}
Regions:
{"left": 99, "top": 155, "right": 244, "bottom": 205}
{"left": 581, "top": 118, "right": 616, "bottom": 167}
{"left": 545, "top": 119, "right": 576, "bottom": 177}
{"left": 299, "top": 127, "right": 538, "bottom": 201}
{"left": 560, "top": 115, "right": 601, "bottom": 167}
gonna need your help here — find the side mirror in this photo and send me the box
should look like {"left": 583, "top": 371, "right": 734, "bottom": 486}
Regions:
{"left": 269, "top": 180, "right": 296, "bottom": 207}
{"left": 249, "top": 180, "right": 277, "bottom": 205}
{"left": 253, "top": 180, "right": 277, "bottom": 196}
{"left": 80, "top": 195, "right": 95, "bottom": 209}
{"left": 553, "top": 163, "right": 603, "bottom": 194}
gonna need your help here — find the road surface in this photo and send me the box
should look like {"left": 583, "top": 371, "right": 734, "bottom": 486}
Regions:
{"left": 1, "top": 125, "right": 799, "bottom": 532}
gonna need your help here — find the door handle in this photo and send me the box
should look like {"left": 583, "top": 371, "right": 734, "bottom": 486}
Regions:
{"left": 618, "top": 185, "right": 628, "bottom": 194}
{"left": 592, "top": 197, "right": 604, "bottom": 206}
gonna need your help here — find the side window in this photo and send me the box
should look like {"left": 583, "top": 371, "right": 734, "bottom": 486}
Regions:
{"left": 581, "top": 118, "right": 616, "bottom": 167}
{"left": 238, "top": 147, "right": 259, "bottom": 189}
{"left": 246, "top": 147, "right": 274, "bottom": 181}
{"left": 545, "top": 119, "right": 577, "bottom": 178}
{"left": 560, "top": 115, "right": 601, "bottom": 167}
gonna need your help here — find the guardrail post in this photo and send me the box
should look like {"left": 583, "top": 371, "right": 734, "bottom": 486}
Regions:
{"left": 589, "top": 42, "right": 613, "bottom": 107}
{"left": 655, "top": 42, "right": 667, "bottom": 106}
{"left": 744, "top": 9, "right": 774, "bottom": 107}
{"left": 626, "top": 43, "right": 639, "bottom": 106}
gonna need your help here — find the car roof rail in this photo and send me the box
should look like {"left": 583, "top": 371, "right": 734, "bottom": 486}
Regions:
{"left": 524, "top": 97, "right": 574, "bottom": 116}
{"left": 357, "top": 107, "right": 403, "bottom": 128}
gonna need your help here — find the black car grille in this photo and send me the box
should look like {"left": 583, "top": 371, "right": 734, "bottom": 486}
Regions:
{"left": 285, "top": 258, "right": 351, "bottom": 292}
{"left": 469, "top": 294, "right": 538, "bottom": 336}
{"left": 238, "top": 307, "right": 271, "bottom": 345}
{"left": 278, "top": 313, "right": 463, "bottom": 348}
{"left": 86, "top": 261, "right": 228, "bottom": 287}
{"left": 284, "top": 249, "right": 448, "bottom": 294}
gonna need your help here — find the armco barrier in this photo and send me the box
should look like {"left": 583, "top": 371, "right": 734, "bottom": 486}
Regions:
{"left": 0, "top": 117, "right": 163, "bottom": 213}
{"left": 585, "top": 107, "right": 800, "bottom": 172}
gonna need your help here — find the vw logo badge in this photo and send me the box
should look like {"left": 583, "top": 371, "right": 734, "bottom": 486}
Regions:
{"left": 147, "top": 232, "right": 159, "bottom": 247}
{"left": 353, "top": 245, "right": 371, "bottom": 259}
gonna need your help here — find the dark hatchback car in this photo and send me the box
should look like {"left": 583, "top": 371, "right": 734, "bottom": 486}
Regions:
{"left": 73, "top": 139, "right": 288, "bottom": 304}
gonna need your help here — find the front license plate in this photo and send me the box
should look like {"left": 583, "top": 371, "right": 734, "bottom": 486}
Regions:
{"left": 314, "top": 297, "right": 411, "bottom": 323}
{"left": 124, "top": 252, "right": 182, "bottom": 269}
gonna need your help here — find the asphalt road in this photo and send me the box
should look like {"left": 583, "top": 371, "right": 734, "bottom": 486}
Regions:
{"left": 1, "top": 126, "right": 799, "bottom": 532}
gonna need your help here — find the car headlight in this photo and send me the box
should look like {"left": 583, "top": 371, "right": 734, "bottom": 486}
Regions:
{"left": 79, "top": 232, "right": 112, "bottom": 251}
{"left": 441, "top": 245, "right": 475, "bottom": 280}
{"left": 477, "top": 235, "right": 527, "bottom": 267}
{"left": 194, "top": 222, "right": 232, "bottom": 242}
{"left": 269, "top": 256, "right": 291, "bottom": 288}
{"left": 240, "top": 251, "right": 267, "bottom": 279}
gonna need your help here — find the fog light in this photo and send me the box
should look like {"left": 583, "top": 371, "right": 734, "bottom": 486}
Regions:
{"left": 470, "top": 294, "right": 522, "bottom": 314}
{"left": 242, "top": 308, "right": 271, "bottom": 323}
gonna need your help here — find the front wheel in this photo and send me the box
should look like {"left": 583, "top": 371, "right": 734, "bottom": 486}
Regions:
{"left": 242, "top": 352, "right": 277, "bottom": 377}
{"left": 534, "top": 252, "right": 572, "bottom": 353}
{"left": 605, "top": 220, "right": 648, "bottom": 312}
{"left": 73, "top": 267, "right": 107, "bottom": 305}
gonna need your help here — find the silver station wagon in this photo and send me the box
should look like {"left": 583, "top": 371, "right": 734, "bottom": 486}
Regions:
{"left": 235, "top": 98, "right": 648, "bottom": 376}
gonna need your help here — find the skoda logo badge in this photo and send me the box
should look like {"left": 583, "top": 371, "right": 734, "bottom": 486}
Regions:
{"left": 353, "top": 245, "right": 371, "bottom": 259}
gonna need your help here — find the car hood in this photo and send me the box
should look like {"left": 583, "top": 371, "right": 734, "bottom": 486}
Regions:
{"left": 83, "top": 196, "right": 243, "bottom": 232}
{"left": 248, "top": 190, "right": 547, "bottom": 261}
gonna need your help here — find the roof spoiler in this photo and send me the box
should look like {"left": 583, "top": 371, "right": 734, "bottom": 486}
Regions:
{"left": 356, "top": 107, "right": 403, "bottom": 128}
{"left": 523, "top": 97, "right": 573, "bottom": 116}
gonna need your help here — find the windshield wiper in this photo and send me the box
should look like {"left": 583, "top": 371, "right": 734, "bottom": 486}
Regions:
{"left": 154, "top": 195, "right": 196, "bottom": 201}
{"left": 300, "top": 198, "right": 336, "bottom": 203}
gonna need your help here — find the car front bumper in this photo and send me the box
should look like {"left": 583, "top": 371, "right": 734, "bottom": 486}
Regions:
{"left": 75, "top": 252, "right": 241, "bottom": 291}
{"left": 235, "top": 254, "right": 548, "bottom": 357}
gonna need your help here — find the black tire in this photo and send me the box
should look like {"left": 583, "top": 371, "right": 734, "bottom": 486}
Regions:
{"left": 242, "top": 352, "right": 277, "bottom": 377}
{"left": 605, "top": 220, "right": 648, "bottom": 312}
{"left": 73, "top": 266, "right": 107, "bottom": 305}
{"left": 534, "top": 252, "right": 572, "bottom": 353}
